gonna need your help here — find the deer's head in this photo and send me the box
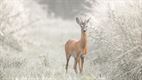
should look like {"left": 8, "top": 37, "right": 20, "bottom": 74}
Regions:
{"left": 76, "top": 17, "right": 91, "bottom": 32}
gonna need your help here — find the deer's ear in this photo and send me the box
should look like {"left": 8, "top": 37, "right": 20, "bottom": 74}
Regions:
{"left": 86, "top": 17, "right": 91, "bottom": 23}
{"left": 76, "top": 17, "right": 80, "bottom": 25}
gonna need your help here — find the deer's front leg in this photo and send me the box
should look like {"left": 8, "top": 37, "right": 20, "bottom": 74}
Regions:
{"left": 80, "top": 55, "right": 84, "bottom": 73}
{"left": 78, "top": 56, "right": 81, "bottom": 73}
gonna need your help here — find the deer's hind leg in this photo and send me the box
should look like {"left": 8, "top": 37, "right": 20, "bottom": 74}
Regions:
{"left": 66, "top": 54, "right": 71, "bottom": 73}
{"left": 74, "top": 57, "right": 78, "bottom": 73}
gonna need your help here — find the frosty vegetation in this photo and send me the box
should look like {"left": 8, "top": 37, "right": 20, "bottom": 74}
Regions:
{"left": 0, "top": 0, "right": 142, "bottom": 80}
{"left": 87, "top": 0, "right": 142, "bottom": 80}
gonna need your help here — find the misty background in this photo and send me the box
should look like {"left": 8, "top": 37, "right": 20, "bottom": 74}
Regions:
{"left": 0, "top": 0, "right": 142, "bottom": 80}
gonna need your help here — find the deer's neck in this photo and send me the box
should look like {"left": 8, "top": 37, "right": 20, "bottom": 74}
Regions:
{"left": 80, "top": 31, "right": 87, "bottom": 49}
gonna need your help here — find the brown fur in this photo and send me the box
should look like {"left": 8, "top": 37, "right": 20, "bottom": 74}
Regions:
{"left": 65, "top": 29, "right": 88, "bottom": 73}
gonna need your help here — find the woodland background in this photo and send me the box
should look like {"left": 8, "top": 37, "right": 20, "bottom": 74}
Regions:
{"left": 0, "top": 0, "right": 142, "bottom": 80}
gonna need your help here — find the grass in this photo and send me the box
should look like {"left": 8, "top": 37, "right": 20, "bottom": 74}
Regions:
{"left": 0, "top": 6, "right": 96, "bottom": 80}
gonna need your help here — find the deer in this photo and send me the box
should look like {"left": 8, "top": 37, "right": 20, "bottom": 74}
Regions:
{"left": 65, "top": 16, "right": 90, "bottom": 73}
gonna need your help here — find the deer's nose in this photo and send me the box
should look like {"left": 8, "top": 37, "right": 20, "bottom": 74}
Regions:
{"left": 83, "top": 30, "right": 86, "bottom": 32}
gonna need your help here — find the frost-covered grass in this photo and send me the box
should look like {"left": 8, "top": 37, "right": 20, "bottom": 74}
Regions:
{"left": 0, "top": 0, "right": 96, "bottom": 80}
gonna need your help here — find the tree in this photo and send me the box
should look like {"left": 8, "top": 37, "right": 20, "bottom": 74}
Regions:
{"left": 0, "top": 0, "right": 29, "bottom": 51}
